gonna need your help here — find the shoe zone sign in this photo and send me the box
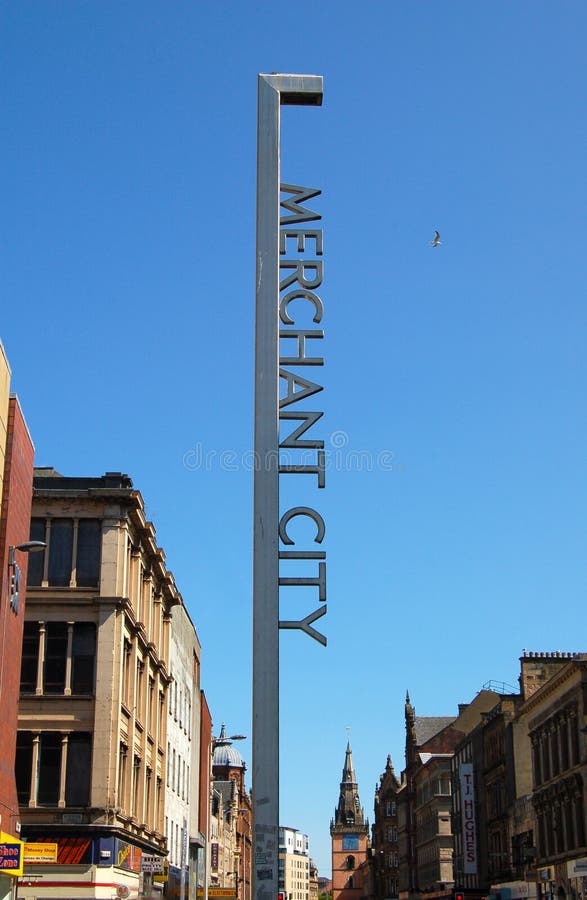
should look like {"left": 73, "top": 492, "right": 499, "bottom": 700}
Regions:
{"left": 252, "top": 73, "right": 325, "bottom": 900}
{"left": 0, "top": 832, "right": 24, "bottom": 877}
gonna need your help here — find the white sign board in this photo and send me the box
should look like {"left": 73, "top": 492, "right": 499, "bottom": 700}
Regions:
{"left": 141, "top": 855, "right": 164, "bottom": 873}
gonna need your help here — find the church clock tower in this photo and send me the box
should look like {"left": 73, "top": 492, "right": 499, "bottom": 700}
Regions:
{"left": 330, "top": 742, "right": 370, "bottom": 900}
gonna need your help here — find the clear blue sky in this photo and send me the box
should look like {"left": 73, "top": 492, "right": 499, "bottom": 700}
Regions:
{"left": 2, "top": 0, "right": 586, "bottom": 878}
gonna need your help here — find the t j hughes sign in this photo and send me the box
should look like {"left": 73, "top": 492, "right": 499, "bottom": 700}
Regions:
{"left": 459, "top": 763, "right": 478, "bottom": 875}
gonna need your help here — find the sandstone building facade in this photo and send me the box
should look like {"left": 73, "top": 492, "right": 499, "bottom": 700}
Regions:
{"left": 17, "top": 469, "right": 181, "bottom": 899}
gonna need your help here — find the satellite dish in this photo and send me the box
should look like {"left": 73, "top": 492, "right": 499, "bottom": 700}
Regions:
{"left": 116, "top": 886, "right": 130, "bottom": 899}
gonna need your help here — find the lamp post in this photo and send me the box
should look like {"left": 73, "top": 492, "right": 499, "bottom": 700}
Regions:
{"left": 1, "top": 540, "right": 46, "bottom": 704}
{"left": 7, "top": 541, "right": 46, "bottom": 613}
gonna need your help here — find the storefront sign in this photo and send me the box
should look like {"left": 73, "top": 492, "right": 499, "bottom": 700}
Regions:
{"left": 459, "top": 764, "right": 478, "bottom": 875}
{"left": 23, "top": 842, "right": 58, "bottom": 863}
{"left": 141, "top": 854, "right": 165, "bottom": 873}
{"left": 568, "top": 858, "right": 587, "bottom": 878}
{"left": 0, "top": 831, "right": 23, "bottom": 877}
{"left": 492, "top": 881, "right": 536, "bottom": 899}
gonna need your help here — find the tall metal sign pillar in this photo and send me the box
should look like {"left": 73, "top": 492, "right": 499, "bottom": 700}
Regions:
{"left": 253, "top": 73, "right": 323, "bottom": 900}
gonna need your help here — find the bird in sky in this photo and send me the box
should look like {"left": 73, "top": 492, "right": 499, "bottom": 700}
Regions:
{"left": 430, "top": 230, "right": 442, "bottom": 247}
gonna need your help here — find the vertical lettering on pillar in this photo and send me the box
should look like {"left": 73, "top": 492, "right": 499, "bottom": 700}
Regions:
{"left": 278, "top": 184, "right": 327, "bottom": 645}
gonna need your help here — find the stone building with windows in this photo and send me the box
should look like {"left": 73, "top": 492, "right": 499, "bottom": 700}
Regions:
{"left": 450, "top": 652, "right": 586, "bottom": 900}
{"left": 210, "top": 727, "right": 252, "bottom": 900}
{"left": 309, "top": 859, "right": 319, "bottom": 900}
{"left": 16, "top": 469, "right": 182, "bottom": 900}
{"left": 372, "top": 755, "right": 401, "bottom": 900}
{"left": 166, "top": 599, "right": 203, "bottom": 899}
{"left": 279, "top": 826, "right": 310, "bottom": 900}
{"left": 399, "top": 689, "right": 505, "bottom": 900}
{"left": 518, "top": 653, "right": 587, "bottom": 900}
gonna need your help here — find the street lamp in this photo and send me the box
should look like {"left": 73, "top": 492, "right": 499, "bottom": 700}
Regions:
{"left": 0, "top": 540, "right": 46, "bottom": 706}
{"left": 7, "top": 541, "right": 46, "bottom": 613}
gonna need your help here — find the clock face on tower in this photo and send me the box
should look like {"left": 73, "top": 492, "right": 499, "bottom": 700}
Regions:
{"left": 342, "top": 835, "right": 359, "bottom": 850}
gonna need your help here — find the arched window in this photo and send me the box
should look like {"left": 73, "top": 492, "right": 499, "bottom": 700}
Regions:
{"left": 346, "top": 855, "right": 355, "bottom": 870}
{"left": 348, "top": 877, "right": 354, "bottom": 889}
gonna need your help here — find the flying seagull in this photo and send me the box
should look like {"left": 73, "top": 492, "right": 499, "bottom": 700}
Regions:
{"left": 430, "top": 230, "right": 442, "bottom": 247}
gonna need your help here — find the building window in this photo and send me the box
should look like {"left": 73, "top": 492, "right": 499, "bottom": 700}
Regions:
{"left": 156, "top": 776, "right": 162, "bottom": 827}
{"left": 76, "top": 519, "right": 101, "bottom": 586}
{"left": 66, "top": 733, "right": 92, "bottom": 805}
{"left": 123, "top": 639, "right": 132, "bottom": 707}
{"left": 20, "top": 623, "right": 40, "bottom": 693}
{"left": 148, "top": 676, "right": 155, "bottom": 734}
{"left": 136, "top": 660, "right": 145, "bottom": 717}
{"left": 132, "top": 755, "right": 141, "bottom": 817}
{"left": 119, "top": 744, "right": 128, "bottom": 809}
{"left": 15, "top": 732, "right": 33, "bottom": 803}
{"left": 159, "top": 691, "right": 165, "bottom": 739}
{"left": 27, "top": 517, "right": 101, "bottom": 588}
{"left": 346, "top": 855, "right": 355, "bottom": 870}
{"left": 145, "top": 767, "right": 152, "bottom": 820}
{"left": 27, "top": 519, "right": 46, "bottom": 585}
{"left": 48, "top": 519, "right": 74, "bottom": 586}
{"left": 17, "top": 731, "right": 92, "bottom": 807}
{"left": 72, "top": 623, "right": 96, "bottom": 693}
{"left": 20, "top": 622, "right": 96, "bottom": 695}
{"left": 44, "top": 623, "right": 68, "bottom": 693}
{"left": 33, "top": 733, "right": 61, "bottom": 805}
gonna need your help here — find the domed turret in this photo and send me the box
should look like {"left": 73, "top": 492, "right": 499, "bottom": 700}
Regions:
{"left": 213, "top": 724, "right": 246, "bottom": 771}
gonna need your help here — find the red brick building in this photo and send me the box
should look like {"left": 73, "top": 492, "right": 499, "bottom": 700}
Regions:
{"left": 0, "top": 352, "right": 35, "bottom": 899}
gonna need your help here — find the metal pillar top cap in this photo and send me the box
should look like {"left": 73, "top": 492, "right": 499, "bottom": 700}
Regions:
{"left": 258, "top": 73, "right": 323, "bottom": 106}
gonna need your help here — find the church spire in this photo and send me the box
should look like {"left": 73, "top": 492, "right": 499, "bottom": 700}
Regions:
{"left": 342, "top": 741, "right": 356, "bottom": 784}
{"left": 330, "top": 739, "right": 370, "bottom": 900}
{"left": 331, "top": 741, "right": 368, "bottom": 832}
